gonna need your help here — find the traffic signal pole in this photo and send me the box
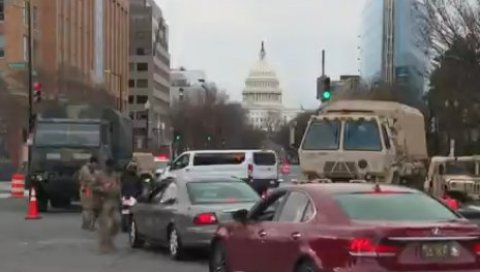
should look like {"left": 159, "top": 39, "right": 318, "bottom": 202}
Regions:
{"left": 26, "top": 0, "right": 33, "bottom": 192}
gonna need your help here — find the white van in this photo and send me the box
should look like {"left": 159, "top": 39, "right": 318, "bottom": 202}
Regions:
{"left": 161, "top": 150, "right": 279, "bottom": 193}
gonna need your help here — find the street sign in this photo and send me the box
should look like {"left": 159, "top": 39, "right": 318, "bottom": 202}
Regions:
{"left": 8, "top": 62, "right": 27, "bottom": 70}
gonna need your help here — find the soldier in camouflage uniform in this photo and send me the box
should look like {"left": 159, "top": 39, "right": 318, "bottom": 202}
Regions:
{"left": 78, "top": 156, "right": 99, "bottom": 231}
{"left": 92, "top": 159, "right": 121, "bottom": 253}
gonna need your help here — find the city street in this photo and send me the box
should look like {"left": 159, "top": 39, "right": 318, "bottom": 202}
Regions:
{"left": 0, "top": 198, "right": 207, "bottom": 272}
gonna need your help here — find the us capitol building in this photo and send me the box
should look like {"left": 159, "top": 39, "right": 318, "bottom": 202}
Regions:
{"left": 242, "top": 42, "right": 303, "bottom": 132}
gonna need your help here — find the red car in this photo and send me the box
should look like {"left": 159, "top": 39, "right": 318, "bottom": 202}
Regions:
{"left": 209, "top": 183, "right": 480, "bottom": 272}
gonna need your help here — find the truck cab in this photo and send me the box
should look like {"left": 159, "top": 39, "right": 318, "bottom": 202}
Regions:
{"left": 298, "top": 112, "right": 395, "bottom": 183}
{"left": 30, "top": 118, "right": 112, "bottom": 211}
{"left": 293, "top": 100, "right": 428, "bottom": 187}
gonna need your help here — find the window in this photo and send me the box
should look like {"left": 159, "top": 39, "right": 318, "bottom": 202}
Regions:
{"left": 159, "top": 182, "right": 177, "bottom": 204}
{"left": 0, "top": 0, "right": 4, "bottom": 21}
{"left": 253, "top": 152, "right": 276, "bottom": 165}
{"left": 381, "top": 125, "right": 391, "bottom": 149}
{"left": 343, "top": 119, "right": 382, "bottom": 151}
{"left": 171, "top": 154, "right": 190, "bottom": 170}
{"left": 302, "top": 201, "right": 315, "bottom": 222}
{"left": 128, "top": 95, "right": 134, "bottom": 104}
{"left": 137, "top": 63, "right": 148, "bottom": 71}
{"left": 0, "top": 35, "right": 4, "bottom": 58}
{"left": 128, "top": 79, "right": 135, "bottom": 88}
{"left": 34, "top": 123, "right": 101, "bottom": 147}
{"left": 129, "top": 63, "right": 135, "bottom": 71}
{"left": 250, "top": 193, "right": 288, "bottom": 222}
{"left": 136, "top": 95, "right": 148, "bottom": 104}
{"left": 136, "top": 79, "right": 148, "bottom": 88}
{"left": 186, "top": 181, "right": 259, "bottom": 205}
{"left": 335, "top": 192, "right": 460, "bottom": 221}
{"left": 302, "top": 120, "right": 340, "bottom": 150}
{"left": 32, "top": 6, "right": 38, "bottom": 28}
{"left": 193, "top": 152, "right": 245, "bottom": 166}
{"left": 277, "top": 192, "right": 310, "bottom": 222}
{"left": 136, "top": 48, "right": 145, "bottom": 55}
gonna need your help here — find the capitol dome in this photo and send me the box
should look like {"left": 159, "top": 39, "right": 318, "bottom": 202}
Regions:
{"left": 242, "top": 41, "right": 282, "bottom": 107}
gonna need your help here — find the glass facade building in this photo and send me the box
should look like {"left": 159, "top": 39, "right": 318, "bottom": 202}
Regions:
{"left": 360, "top": 0, "right": 428, "bottom": 101}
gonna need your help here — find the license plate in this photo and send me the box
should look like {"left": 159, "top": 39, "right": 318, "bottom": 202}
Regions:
{"left": 121, "top": 209, "right": 131, "bottom": 215}
{"left": 420, "top": 243, "right": 451, "bottom": 259}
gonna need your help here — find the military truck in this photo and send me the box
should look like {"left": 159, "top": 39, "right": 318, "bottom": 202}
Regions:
{"left": 291, "top": 100, "right": 428, "bottom": 188}
{"left": 29, "top": 104, "right": 133, "bottom": 211}
{"left": 425, "top": 156, "right": 480, "bottom": 202}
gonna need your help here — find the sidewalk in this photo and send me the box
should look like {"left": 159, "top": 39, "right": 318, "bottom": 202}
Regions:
{"left": 0, "top": 181, "right": 10, "bottom": 198}
{"left": 0, "top": 181, "right": 27, "bottom": 199}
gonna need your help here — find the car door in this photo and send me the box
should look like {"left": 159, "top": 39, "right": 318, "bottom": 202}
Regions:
{"left": 260, "top": 191, "right": 314, "bottom": 272}
{"left": 168, "top": 154, "right": 190, "bottom": 179}
{"left": 143, "top": 185, "right": 170, "bottom": 239}
{"left": 151, "top": 181, "right": 179, "bottom": 243}
{"left": 226, "top": 191, "right": 288, "bottom": 272}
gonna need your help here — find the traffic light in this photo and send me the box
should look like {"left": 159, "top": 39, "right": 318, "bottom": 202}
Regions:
{"left": 207, "top": 136, "right": 212, "bottom": 142}
{"left": 321, "top": 77, "right": 331, "bottom": 102}
{"left": 173, "top": 130, "right": 182, "bottom": 142}
{"left": 33, "top": 82, "right": 42, "bottom": 102}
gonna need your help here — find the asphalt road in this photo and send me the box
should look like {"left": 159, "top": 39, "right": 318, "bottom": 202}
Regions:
{"left": 0, "top": 198, "right": 208, "bottom": 272}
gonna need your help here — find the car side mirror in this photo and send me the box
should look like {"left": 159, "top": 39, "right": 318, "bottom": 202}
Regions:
{"left": 232, "top": 209, "right": 249, "bottom": 224}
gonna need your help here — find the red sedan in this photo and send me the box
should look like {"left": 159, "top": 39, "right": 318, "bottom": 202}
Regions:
{"left": 209, "top": 183, "right": 480, "bottom": 272}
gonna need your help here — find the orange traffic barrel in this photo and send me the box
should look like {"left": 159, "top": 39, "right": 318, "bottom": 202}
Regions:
{"left": 10, "top": 173, "right": 25, "bottom": 198}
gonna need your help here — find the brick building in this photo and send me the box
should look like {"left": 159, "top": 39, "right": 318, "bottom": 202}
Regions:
{"left": 0, "top": 0, "right": 130, "bottom": 172}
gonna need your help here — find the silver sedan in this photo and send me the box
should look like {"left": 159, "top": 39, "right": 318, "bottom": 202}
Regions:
{"left": 129, "top": 176, "right": 260, "bottom": 260}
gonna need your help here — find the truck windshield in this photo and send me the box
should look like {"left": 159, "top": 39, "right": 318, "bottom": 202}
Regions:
{"left": 302, "top": 120, "right": 340, "bottom": 150}
{"left": 445, "top": 162, "right": 475, "bottom": 175}
{"left": 34, "top": 123, "right": 101, "bottom": 147}
{"left": 343, "top": 119, "right": 382, "bottom": 151}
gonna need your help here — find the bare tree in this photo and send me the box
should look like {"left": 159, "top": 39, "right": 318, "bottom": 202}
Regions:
{"left": 170, "top": 92, "right": 266, "bottom": 151}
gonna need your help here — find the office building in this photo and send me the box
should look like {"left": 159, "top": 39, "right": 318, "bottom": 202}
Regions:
{"left": 360, "top": 0, "right": 428, "bottom": 102}
{"left": 128, "top": 0, "right": 171, "bottom": 150}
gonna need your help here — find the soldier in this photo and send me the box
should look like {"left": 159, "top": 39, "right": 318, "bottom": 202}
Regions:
{"left": 78, "top": 156, "right": 99, "bottom": 231}
{"left": 92, "top": 159, "right": 121, "bottom": 253}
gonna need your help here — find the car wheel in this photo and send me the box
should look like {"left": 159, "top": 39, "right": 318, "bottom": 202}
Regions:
{"left": 209, "top": 241, "right": 229, "bottom": 272}
{"left": 168, "top": 227, "right": 186, "bottom": 260}
{"left": 295, "top": 260, "right": 319, "bottom": 272}
{"left": 129, "top": 220, "right": 144, "bottom": 248}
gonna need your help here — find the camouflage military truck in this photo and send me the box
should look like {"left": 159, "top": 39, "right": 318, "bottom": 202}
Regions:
{"left": 291, "top": 100, "right": 428, "bottom": 188}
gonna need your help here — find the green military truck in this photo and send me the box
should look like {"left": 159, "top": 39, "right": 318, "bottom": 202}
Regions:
{"left": 29, "top": 104, "right": 133, "bottom": 212}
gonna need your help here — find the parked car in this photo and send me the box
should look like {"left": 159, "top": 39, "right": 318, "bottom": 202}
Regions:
{"left": 129, "top": 176, "right": 260, "bottom": 260}
{"left": 160, "top": 149, "right": 279, "bottom": 195}
{"left": 210, "top": 182, "right": 480, "bottom": 272}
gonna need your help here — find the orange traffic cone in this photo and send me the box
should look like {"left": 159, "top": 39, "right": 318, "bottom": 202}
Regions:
{"left": 25, "top": 187, "right": 41, "bottom": 220}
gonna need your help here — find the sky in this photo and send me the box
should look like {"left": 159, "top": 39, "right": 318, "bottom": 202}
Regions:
{"left": 154, "top": 0, "right": 367, "bottom": 109}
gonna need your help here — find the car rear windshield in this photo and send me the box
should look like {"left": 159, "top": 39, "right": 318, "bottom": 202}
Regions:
{"left": 193, "top": 153, "right": 245, "bottom": 166}
{"left": 187, "top": 181, "right": 260, "bottom": 204}
{"left": 253, "top": 152, "right": 276, "bottom": 165}
{"left": 335, "top": 192, "right": 460, "bottom": 221}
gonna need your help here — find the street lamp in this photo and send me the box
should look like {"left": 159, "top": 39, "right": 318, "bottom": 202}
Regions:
{"left": 104, "top": 69, "right": 123, "bottom": 112}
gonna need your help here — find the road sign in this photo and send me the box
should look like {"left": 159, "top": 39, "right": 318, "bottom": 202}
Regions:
{"left": 8, "top": 62, "right": 27, "bottom": 70}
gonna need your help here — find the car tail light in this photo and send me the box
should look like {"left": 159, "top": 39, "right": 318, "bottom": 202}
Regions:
{"left": 193, "top": 212, "right": 217, "bottom": 225}
{"left": 248, "top": 164, "right": 253, "bottom": 177}
{"left": 473, "top": 242, "right": 480, "bottom": 255}
{"left": 349, "top": 238, "right": 399, "bottom": 257}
